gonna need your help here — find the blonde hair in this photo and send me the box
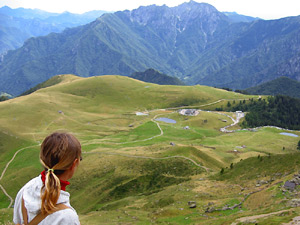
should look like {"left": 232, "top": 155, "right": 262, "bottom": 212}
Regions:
{"left": 39, "top": 132, "right": 81, "bottom": 214}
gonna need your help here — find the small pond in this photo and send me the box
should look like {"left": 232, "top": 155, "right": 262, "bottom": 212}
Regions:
{"left": 280, "top": 132, "right": 299, "bottom": 137}
{"left": 155, "top": 117, "right": 177, "bottom": 124}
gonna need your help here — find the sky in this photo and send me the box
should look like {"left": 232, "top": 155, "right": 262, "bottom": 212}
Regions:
{"left": 1, "top": 0, "right": 300, "bottom": 20}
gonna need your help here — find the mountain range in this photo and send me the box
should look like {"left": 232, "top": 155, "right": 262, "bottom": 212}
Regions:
{"left": 0, "top": 6, "right": 108, "bottom": 56}
{"left": 0, "top": 1, "right": 299, "bottom": 96}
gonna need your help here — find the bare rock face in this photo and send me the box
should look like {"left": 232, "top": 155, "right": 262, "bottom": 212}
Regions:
{"left": 127, "top": 1, "right": 227, "bottom": 28}
{"left": 126, "top": 1, "right": 229, "bottom": 50}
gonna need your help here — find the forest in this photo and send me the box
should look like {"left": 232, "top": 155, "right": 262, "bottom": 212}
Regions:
{"left": 227, "top": 95, "right": 300, "bottom": 130}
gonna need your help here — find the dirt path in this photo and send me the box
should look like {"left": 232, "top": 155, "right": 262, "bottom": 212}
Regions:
{"left": 0, "top": 184, "right": 13, "bottom": 208}
{"left": 0, "top": 145, "right": 38, "bottom": 180}
{"left": 165, "top": 98, "right": 250, "bottom": 110}
{"left": 113, "top": 112, "right": 169, "bottom": 145}
{"left": 81, "top": 107, "right": 243, "bottom": 147}
{"left": 0, "top": 97, "right": 278, "bottom": 210}
{"left": 84, "top": 151, "right": 211, "bottom": 172}
{"left": 231, "top": 209, "right": 293, "bottom": 225}
{"left": 0, "top": 145, "right": 38, "bottom": 208}
{"left": 82, "top": 111, "right": 173, "bottom": 146}
{"left": 213, "top": 111, "right": 244, "bottom": 133}
{"left": 82, "top": 97, "right": 257, "bottom": 146}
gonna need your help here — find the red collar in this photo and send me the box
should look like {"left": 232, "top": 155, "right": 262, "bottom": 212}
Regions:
{"left": 41, "top": 170, "right": 70, "bottom": 191}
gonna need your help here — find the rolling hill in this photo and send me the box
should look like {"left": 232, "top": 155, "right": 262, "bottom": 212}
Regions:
{"left": 245, "top": 76, "right": 300, "bottom": 99}
{"left": 130, "top": 68, "right": 185, "bottom": 85}
{"left": 0, "top": 74, "right": 299, "bottom": 224}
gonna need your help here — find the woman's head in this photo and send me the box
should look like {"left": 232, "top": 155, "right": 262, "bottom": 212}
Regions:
{"left": 40, "top": 132, "right": 81, "bottom": 214}
{"left": 40, "top": 132, "right": 81, "bottom": 172}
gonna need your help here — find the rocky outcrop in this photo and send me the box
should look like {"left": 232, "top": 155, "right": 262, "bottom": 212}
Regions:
{"left": 287, "top": 199, "right": 300, "bottom": 207}
{"left": 188, "top": 201, "right": 197, "bottom": 208}
{"left": 283, "top": 171, "right": 300, "bottom": 190}
{"left": 127, "top": 1, "right": 228, "bottom": 36}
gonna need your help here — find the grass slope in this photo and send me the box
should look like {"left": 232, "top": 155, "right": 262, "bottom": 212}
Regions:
{"left": 245, "top": 76, "right": 300, "bottom": 99}
{"left": 0, "top": 74, "right": 299, "bottom": 224}
{"left": 130, "top": 68, "right": 185, "bottom": 85}
{"left": 20, "top": 74, "right": 80, "bottom": 96}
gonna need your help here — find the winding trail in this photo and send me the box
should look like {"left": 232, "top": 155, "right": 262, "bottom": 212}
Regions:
{"left": 81, "top": 108, "right": 243, "bottom": 147}
{"left": 81, "top": 111, "right": 173, "bottom": 146}
{"left": 84, "top": 152, "right": 211, "bottom": 172}
{"left": 82, "top": 109, "right": 212, "bottom": 172}
{"left": 0, "top": 145, "right": 39, "bottom": 208}
{"left": 2, "top": 96, "right": 296, "bottom": 210}
{"left": 81, "top": 97, "right": 263, "bottom": 146}
{"left": 231, "top": 209, "right": 293, "bottom": 225}
{"left": 214, "top": 111, "right": 244, "bottom": 132}
{"left": 113, "top": 112, "right": 169, "bottom": 144}
{"left": 0, "top": 102, "right": 197, "bottom": 208}
{"left": 165, "top": 98, "right": 258, "bottom": 110}
{"left": 0, "top": 184, "right": 13, "bottom": 208}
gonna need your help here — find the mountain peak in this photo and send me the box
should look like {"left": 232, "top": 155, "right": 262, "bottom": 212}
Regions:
{"left": 176, "top": 1, "right": 218, "bottom": 11}
{"left": 179, "top": 1, "right": 213, "bottom": 7}
{"left": 126, "top": 1, "right": 226, "bottom": 27}
{"left": 173, "top": 1, "right": 222, "bottom": 22}
{"left": 0, "top": 6, "right": 13, "bottom": 13}
{"left": 1, "top": 6, "right": 11, "bottom": 10}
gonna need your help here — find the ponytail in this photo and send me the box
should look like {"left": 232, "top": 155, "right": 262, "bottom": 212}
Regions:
{"left": 40, "top": 167, "right": 61, "bottom": 214}
{"left": 39, "top": 132, "right": 81, "bottom": 215}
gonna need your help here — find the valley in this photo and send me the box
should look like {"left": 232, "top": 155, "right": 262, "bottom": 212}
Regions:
{"left": 0, "top": 75, "right": 299, "bottom": 224}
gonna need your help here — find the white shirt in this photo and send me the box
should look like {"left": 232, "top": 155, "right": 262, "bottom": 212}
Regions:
{"left": 13, "top": 175, "right": 80, "bottom": 225}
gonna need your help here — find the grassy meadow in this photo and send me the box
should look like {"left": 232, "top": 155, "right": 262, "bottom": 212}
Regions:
{"left": 0, "top": 75, "right": 299, "bottom": 224}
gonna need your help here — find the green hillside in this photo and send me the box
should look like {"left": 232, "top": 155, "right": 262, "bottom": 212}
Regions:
{"left": 130, "top": 68, "right": 185, "bottom": 85}
{"left": 0, "top": 75, "right": 299, "bottom": 224}
{"left": 20, "top": 74, "right": 81, "bottom": 96}
{"left": 245, "top": 76, "right": 300, "bottom": 99}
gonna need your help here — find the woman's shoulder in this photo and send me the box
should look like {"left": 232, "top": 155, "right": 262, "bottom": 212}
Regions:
{"left": 17, "top": 175, "right": 42, "bottom": 195}
{"left": 15, "top": 175, "right": 42, "bottom": 203}
{"left": 13, "top": 175, "right": 44, "bottom": 224}
{"left": 19, "top": 175, "right": 43, "bottom": 207}
{"left": 41, "top": 208, "right": 80, "bottom": 225}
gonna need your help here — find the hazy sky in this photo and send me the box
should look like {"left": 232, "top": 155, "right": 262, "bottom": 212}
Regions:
{"left": 1, "top": 0, "right": 300, "bottom": 19}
